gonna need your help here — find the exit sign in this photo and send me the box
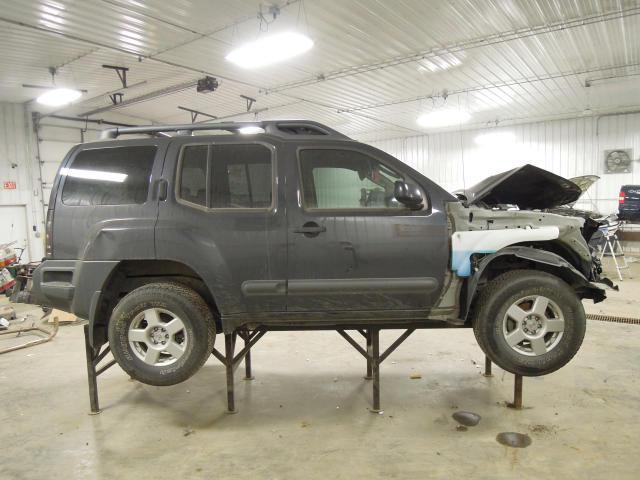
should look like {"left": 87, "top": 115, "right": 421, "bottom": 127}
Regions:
{"left": 3, "top": 181, "right": 16, "bottom": 190}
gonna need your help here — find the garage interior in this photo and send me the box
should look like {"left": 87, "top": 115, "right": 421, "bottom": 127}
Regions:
{"left": 1, "top": 1, "right": 639, "bottom": 479}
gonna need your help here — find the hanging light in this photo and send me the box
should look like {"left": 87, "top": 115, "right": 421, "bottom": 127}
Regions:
{"left": 226, "top": 31, "right": 314, "bottom": 69}
{"left": 417, "top": 109, "right": 471, "bottom": 128}
{"left": 36, "top": 88, "right": 83, "bottom": 106}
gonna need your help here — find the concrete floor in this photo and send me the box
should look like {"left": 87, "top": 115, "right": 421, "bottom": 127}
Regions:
{"left": 1, "top": 258, "right": 638, "bottom": 479}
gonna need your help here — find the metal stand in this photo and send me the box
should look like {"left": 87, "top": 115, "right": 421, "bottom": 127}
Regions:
{"left": 211, "top": 328, "right": 266, "bottom": 413}
{"left": 0, "top": 316, "right": 59, "bottom": 355}
{"left": 510, "top": 374, "right": 523, "bottom": 409}
{"left": 83, "top": 324, "right": 116, "bottom": 414}
{"left": 337, "top": 327, "right": 415, "bottom": 412}
{"left": 483, "top": 356, "right": 493, "bottom": 377}
{"left": 81, "top": 326, "right": 527, "bottom": 415}
{"left": 484, "top": 356, "right": 523, "bottom": 409}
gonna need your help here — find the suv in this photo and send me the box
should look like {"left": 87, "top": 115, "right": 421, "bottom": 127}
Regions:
{"left": 26, "top": 120, "right": 609, "bottom": 386}
{"left": 619, "top": 185, "right": 640, "bottom": 222}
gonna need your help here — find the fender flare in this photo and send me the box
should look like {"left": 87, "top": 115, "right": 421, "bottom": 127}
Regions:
{"left": 462, "top": 246, "right": 606, "bottom": 321}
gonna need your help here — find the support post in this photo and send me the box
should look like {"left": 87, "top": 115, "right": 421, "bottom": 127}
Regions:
{"left": 512, "top": 374, "right": 523, "bottom": 409}
{"left": 364, "top": 330, "right": 373, "bottom": 380}
{"left": 483, "top": 356, "right": 493, "bottom": 377}
{"left": 243, "top": 331, "right": 254, "bottom": 380}
{"left": 84, "top": 324, "right": 100, "bottom": 414}
{"left": 224, "top": 333, "right": 237, "bottom": 413}
{"left": 371, "top": 328, "right": 381, "bottom": 412}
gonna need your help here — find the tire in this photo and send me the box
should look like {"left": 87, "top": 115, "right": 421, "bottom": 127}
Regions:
{"left": 108, "top": 282, "right": 216, "bottom": 386}
{"left": 472, "top": 270, "right": 586, "bottom": 376}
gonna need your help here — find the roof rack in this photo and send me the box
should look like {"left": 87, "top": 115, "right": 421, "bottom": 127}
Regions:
{"left": 100, "top": 120, "right": 351, "bottom": 140}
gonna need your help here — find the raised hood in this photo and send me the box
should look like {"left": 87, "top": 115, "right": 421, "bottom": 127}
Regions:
{"left": 462, "top": 164, "right": 582, "bottom": 209}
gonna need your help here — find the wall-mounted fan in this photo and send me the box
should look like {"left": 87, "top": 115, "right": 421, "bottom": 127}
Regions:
{"left": 603, "top": 149, "right": 633, "bottom": 174}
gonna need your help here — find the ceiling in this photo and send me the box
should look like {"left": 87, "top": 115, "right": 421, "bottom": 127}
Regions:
{"left": 0, "top": 0, "right": 639, "bottom": 140}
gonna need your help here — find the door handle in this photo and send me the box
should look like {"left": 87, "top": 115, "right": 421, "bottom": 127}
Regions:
{"left": 156, "top": 179, "right": 168, "bottom": 201}
{"left": 293, "top": 221, "right": 326, "bottom": 237}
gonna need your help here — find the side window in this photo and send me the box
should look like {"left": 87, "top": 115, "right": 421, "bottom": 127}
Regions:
{"left": 299, "top": 149, "right": 405, "bottom": 210}
{"left": 211, "top": 144, "right": 272, "bottom": 208}
{"left": 179, "top": 145, "right": 208, "bottom": 207}
{"left": 61, "top": 146, "right": 156, "bottom": 206}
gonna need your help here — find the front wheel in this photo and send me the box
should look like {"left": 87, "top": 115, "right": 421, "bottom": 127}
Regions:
{"left": 472, "top": 270, "right": 586, "bottom": 376}
{"left": 108, "top": 282, "right": 216, "bottom": 386}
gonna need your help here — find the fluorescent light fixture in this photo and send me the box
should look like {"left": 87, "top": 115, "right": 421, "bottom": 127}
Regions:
{"left": 226, "top": 32, "right": 314, "bottom": 69}
{"left": 474, "top": 131, "right": 516, "bottom": 146}
{"left": 238, "top": 126, "right": 264, "bottom": 135}
{"left": 60, "top": 168, "right": 127, "bottom": 183}
{"left": 417, "top": 109, "right": 471, "bottom": 128}
{"left": 36, "top": 88, "right": 82, "bottom": 106}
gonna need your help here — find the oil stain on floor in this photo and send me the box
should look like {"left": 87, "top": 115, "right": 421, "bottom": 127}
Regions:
{"left": 452, "top": 411, "right": 481, "bottom": 427}
{"left": 496, "top": 432, "right": 532, "bottom": 448}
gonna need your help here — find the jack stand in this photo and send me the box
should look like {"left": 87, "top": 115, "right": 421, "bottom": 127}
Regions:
{"left": 483, "top": 356, "right": 493, "bottom": 377}
{"left": 337, "top": 328, "right": 415, "bottom": 413}
{"left": 483, "top": 356, "right": 524, "bottom": 409}
{"left": 508, "top": 374, "right": 524, "bottom": 409}
{"left": 83, "top": 324, "right": 116, "bottom": 414}
{"left": 211, "top": 328, "right": 266, "bottom": 413}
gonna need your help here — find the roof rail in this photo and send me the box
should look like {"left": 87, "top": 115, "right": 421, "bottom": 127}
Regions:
{"left": 100, "top": 120, "right": 350, "bottom": 140}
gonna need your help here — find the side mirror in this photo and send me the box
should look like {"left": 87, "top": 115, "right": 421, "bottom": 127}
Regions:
{"left": 394, "top": 181, "right": 423, "bottom": 210}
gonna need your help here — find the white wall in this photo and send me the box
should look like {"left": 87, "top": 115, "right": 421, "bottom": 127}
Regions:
{"left": 367, "top": 112, "right": 640, "bottom": 216}
{"left": 0, "top": 103, "right": 43, "bottom": 261}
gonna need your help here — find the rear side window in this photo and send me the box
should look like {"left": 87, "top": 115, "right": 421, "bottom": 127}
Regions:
{"left": 177, "top": 143, "right": 272, "bottom": 209}
{"left": 179, "top": 145, "right": 208, "bottom": 207}
{"left": 211, "top": 144, "right": 272, "bottom": 208}
{"left": 61, "top": 146, "right": 156, "bottom": 206}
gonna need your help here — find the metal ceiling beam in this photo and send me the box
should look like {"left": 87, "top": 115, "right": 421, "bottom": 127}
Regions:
{"left": 0, "top": 17, "right": 264, "bottom": 91}
{"left": 100, "top": 0, "right": 301, "bottom": 57}
{"left": 262, "top": 6, "right": 640, "bottom": 94}
{"left": 79, "top": 80, "right": 198, "bottom": 116}
{"left": 178, "top": 106, "right": 218, "bottom": 123}
{"left": 339, "top": 62, "right": 640, "bottom": 114}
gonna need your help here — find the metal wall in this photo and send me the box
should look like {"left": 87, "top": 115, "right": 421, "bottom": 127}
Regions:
{"left": 0, "top": 103, "right": 43, "bottom": 261}
{"left": 367, "top": 112, "right": 640, "bottom": 216}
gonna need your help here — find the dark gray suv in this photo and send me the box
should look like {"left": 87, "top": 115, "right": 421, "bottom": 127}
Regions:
{"left": 27, "top": 120, "right": 609, "bottom": 386}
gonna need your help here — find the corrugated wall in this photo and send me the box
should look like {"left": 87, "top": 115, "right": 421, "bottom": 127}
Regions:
{"left": 367, "top": 112, "right": 640, "bottom": 216}
{"left": 0, "top": 103, "right": 43, "bottom": 261}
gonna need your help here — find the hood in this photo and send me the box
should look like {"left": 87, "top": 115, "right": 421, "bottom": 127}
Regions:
{"left": 566, "top": 175, "right": 599, "bottom": 207}
{"left": 460, "top": 164, "right": 582, "bottom": 210}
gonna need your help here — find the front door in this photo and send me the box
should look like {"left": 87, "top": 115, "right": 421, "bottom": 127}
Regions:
{"left": 286, "top": 144, "right": 448, "bottom": 313}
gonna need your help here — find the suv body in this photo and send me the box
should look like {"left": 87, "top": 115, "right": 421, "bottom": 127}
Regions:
{"left": 619, "top": 185, "right": 640, "bottom": 222}
{"left": 26, "top": 121, "right": 609, "bottom": 384}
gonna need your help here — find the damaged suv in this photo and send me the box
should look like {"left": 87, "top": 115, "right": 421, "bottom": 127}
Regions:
{"left": 26, "top": 121, "right": 610, "bottom": 386}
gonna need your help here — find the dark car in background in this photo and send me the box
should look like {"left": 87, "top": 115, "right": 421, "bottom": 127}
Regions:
{"left": 619, "top": 185, "right": 640, "bottom": 222}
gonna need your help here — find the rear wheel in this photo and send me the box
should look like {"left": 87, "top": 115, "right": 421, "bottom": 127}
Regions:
{"left": 108, "top": 282, "right": 216, "bottom": 386}
{"left": 472, "top": 270, "right": 586, "bottom": 376}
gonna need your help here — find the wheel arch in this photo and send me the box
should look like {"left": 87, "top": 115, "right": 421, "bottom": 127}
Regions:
{"left": 90, "top": 259, "right": 221, "bottom": 347}
{"left": 461, "top": 246, "right": 605, "bottom": 324}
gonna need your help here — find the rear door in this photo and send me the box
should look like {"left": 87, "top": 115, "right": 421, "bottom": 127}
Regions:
{"left": 285, "top": 143, "right": 449, "bottom": 313}
{"left": 156, "top": 137, "right": 286, "bottom": 316}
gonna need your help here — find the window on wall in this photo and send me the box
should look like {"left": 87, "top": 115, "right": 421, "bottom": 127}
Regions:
{"left": 299, "top": 149, "right": 405, "bottom": 210}
{"left": 61, "top": 146, "right": 156, "bottom": 206}
{"left": 177, "top": 143, "right": 272, "bottom": 209}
